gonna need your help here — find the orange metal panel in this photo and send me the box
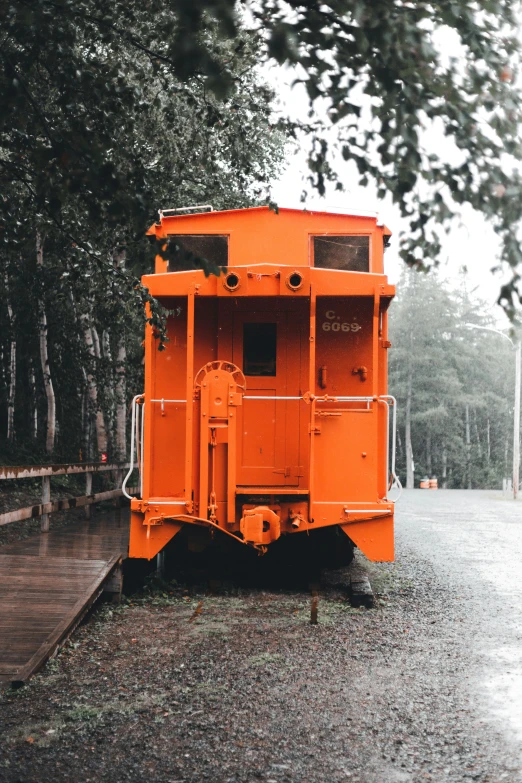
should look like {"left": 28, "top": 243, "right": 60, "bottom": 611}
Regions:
{"left": 129, "top": 512, "right": 182, "bottom": 560}
{"left": 341, "top": 515, "right": 394, "bottom": 562}
{"left": 312, "top": 410, "right": 379, "bottom": 503}
{"left": 147, "top": 303, "right": 187, "bottom": 499}
{"left": 315, "top": 296, "right": 374, "bottom": 397}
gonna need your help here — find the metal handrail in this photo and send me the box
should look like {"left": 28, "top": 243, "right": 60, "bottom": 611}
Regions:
{"left": 150, "top": 398, "right": 187, "bottom": 402}
{"left": 122, "top": 395, "right": 143, "bottom": 500}
{"left": 380, "top": 395, "right": 402, "bottom": 501}
{"left": 243, "top": 396, "right": 303, "bottom": 401}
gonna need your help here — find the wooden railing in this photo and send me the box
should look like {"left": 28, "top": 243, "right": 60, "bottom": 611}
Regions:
{"left": 0, "top": 462, "right": 135, "bottom": 530}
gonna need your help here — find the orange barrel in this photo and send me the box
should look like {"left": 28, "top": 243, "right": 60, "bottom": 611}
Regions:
{"left": 429, "top": 477, "right": 438, "bottom": 490}
{"left": 420, "top": 476, "right": 430, "bottom": 489}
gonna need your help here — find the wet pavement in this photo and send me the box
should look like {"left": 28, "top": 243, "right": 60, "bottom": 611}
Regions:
{"left": 1, "top": 489, "right": 522, "bottom": 783}
{"left": 397, "top": 490, "right": 522, "bottom": 756}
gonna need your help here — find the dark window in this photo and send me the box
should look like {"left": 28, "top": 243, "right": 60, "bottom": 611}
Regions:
{"left": 243, "top": 323, "right": 277, "bottom": 376}
{"left": 313, "top": 235, "right": 370, "bottom": 272}
{"left": 167, "top": 234, "right": 228, "bottom": 272}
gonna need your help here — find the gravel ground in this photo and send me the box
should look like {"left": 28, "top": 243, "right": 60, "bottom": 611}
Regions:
{"left": 1, "top": 490, "right": 521, "bottom": 783}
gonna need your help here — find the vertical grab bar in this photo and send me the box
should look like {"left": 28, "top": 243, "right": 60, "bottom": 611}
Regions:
{"left": 380, "top": 395, "right": 402, "bottom": 501}
{"left": 140, "top": 401, "right": 144, "bottom": 498}
{"left": 122, "top": 394, "right": 143, "bottom": 500}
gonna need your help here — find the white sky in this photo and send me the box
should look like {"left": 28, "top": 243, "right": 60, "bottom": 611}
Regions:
{"left": 266, "top": 65, "right": 512, "bottom": 328}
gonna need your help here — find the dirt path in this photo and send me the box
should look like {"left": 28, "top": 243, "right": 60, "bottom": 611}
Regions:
{"left": 1, "top": 491, "right": 521, "bottom": 783}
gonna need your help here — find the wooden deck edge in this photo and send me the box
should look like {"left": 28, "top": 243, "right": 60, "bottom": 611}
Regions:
{"left": 2, "top": 554, "right": 122, "bottom": 686}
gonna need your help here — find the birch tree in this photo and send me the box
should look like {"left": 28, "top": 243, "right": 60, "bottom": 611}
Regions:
{"left": 80, "top": 312, "right": 108, "bottom": 458}
{"left": 36, "top": 232, "right": 56, "bottom": 454}
{"left": 5, "top": 274, "right": 16, "bottom": 442}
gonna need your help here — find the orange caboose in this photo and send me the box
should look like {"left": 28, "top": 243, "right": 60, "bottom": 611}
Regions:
{"left": 123, "top": 206, "right": 399, "bottom": 563}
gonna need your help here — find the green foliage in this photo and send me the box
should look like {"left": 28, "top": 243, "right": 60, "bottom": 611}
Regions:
{"left": 3, "top": 1, "right": 522, "bottom": 315}
{"left": 243, "top": 2, "right": 522, "bottom": 317}
{"left": 389, "top": 269, "right": 516, "bottom": 488}
{"left": 3, "top": 3, "right": 522, "bottom": 312}
{"left": 0, "top": 8, "right": 285, "bottom": 459}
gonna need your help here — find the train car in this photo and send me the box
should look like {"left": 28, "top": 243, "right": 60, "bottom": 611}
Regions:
{"left": 123, "top": 205, "right": 399, "bottom": 565}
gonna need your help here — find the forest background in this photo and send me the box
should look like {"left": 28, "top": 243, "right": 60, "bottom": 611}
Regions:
{"left": 2, "top": 0, "right": 522, "bottom": 490}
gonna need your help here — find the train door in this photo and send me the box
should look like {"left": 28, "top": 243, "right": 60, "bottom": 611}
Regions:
{"left": 231, "top": 308, "right": 303, "bottom": 487}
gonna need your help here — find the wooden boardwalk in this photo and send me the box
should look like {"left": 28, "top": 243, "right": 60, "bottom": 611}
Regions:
{"left": 0, "top": 513, "right": 129, "bottom": 685}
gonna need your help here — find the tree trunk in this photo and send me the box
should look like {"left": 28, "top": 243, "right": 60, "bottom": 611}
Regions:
{"left": 80, "top": 314, "right": 108, "bottom": 458}
{"left": 30, "top": 364, "right": 38, "bottom": 439}
{"left": 81, "top": 388, "right": 91, "bottom": 461}
{"left": 465, "top": 403, "right": 472, "bottom": 489}
{"left": 504, "top": 429, "right": 509, "bottom": 482}
{"left": 405, "top": 370, "right": 414, "bottom": 488}
{"left": 92, "top": 324, "right": 102, "bottom": 361}
{"left": 115, "top": 337, "right": 127, "bottom": 460}
{"left": 486, "top": 416, "right": 491, "bottom": 467}
{"left": 442, "top": 444, "right": 448, "bottom": 489}
{"left": 112, "top": 246, "right": 127, "bottom": 461}
{"left": 426, "top": 431, "right": 432, "bottom": 476}
{"left": 36, "top": 231, "right": 56, "bottom": 453}
{"left": 5, "top": 276, "right": 16, "bottom": 442}
{"left": 473, "top": 408, "right": 482, "bottom": 459}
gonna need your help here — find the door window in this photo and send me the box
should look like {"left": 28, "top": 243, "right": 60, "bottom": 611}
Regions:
{"left": 243, "top": 323, "right": 277, "bottom": 376}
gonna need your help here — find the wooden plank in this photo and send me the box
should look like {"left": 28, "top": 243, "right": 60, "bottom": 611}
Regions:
{"left": 0, "top": 555, "right": 121, "bottom": 683}
{"left": 0, "top": 463, "right": 130, "bottom": 480}
{"left": 0, "top": 512, "right": 130, "bottom": 685}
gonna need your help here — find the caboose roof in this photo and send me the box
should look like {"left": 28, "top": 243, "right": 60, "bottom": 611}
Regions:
{"left": 146, "top": 205, "right": 394, "bottom": 284}
{"left": 147, "top": 205, "right": 391, "bottom": 236}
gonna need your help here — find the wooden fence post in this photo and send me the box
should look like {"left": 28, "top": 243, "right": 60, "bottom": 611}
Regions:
{"left": 113, "top": 469, "right": 124, "bottom": 508}
{"left": 41, "top": 475, "right": 50, "bottom": 532}
{"left": 85, "top": 471, "right": 92, "bottom": 519}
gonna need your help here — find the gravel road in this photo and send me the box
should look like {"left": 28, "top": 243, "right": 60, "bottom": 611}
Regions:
{"left": 1, "top": 489, "right": 522, "bottom": 783}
